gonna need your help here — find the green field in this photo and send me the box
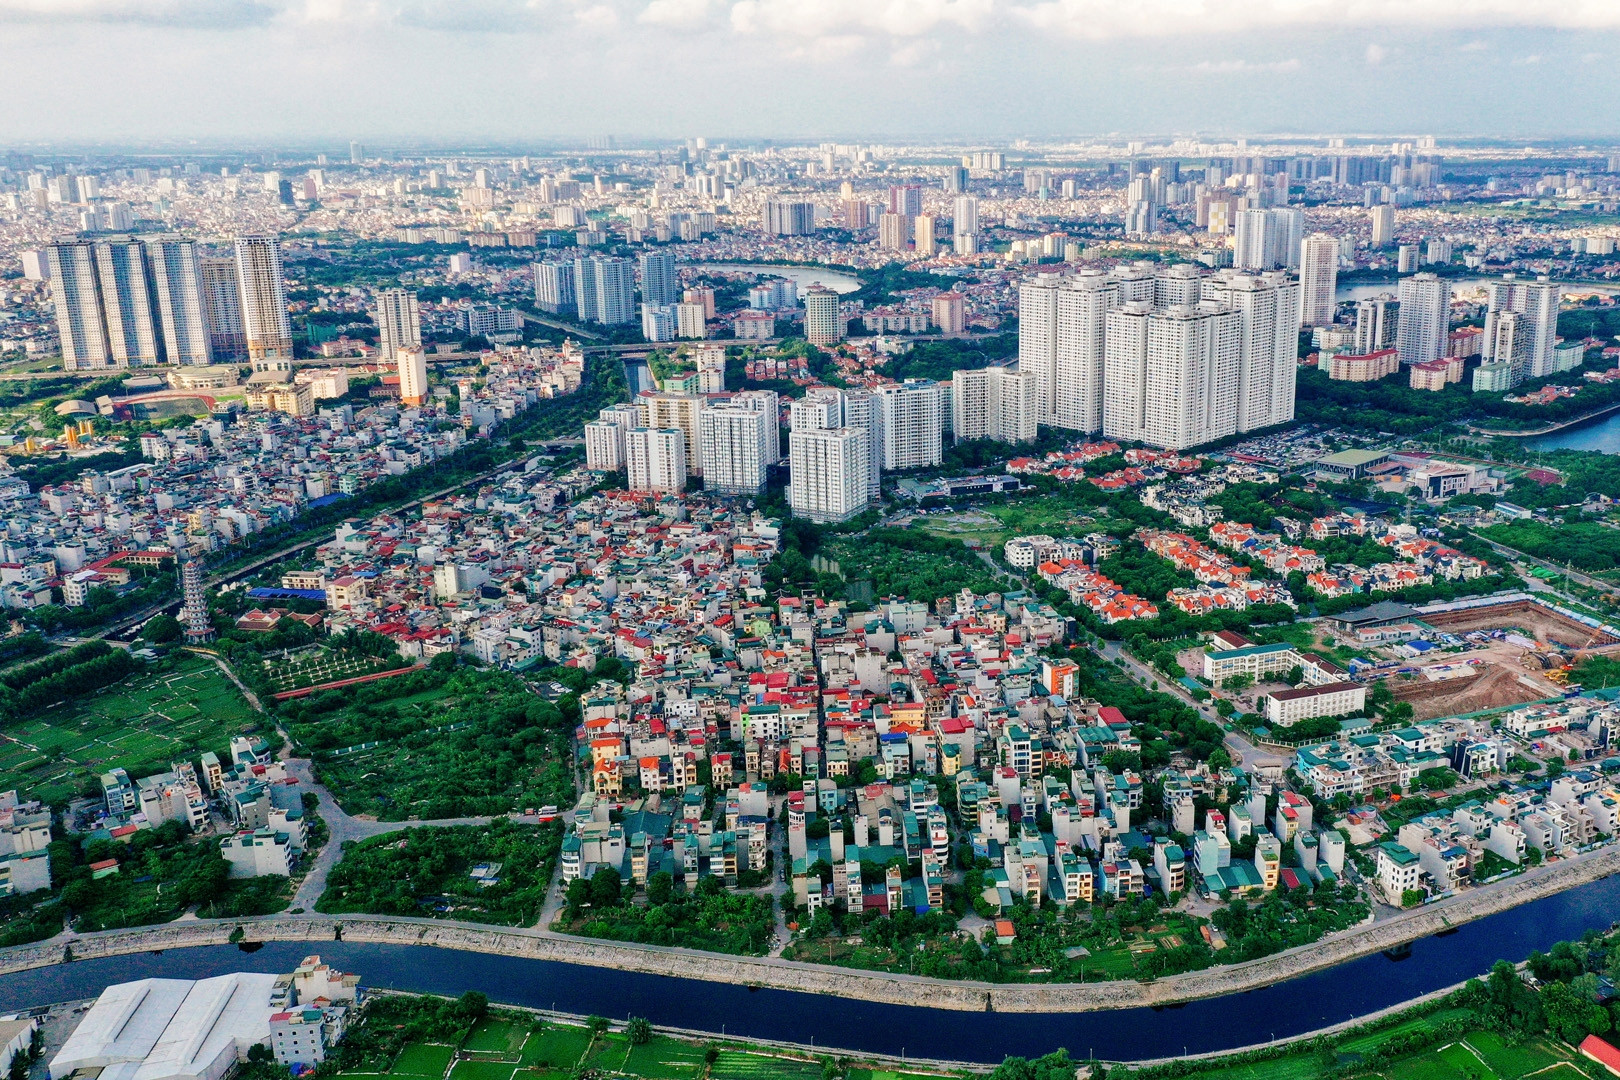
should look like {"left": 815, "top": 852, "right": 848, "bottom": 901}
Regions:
{"left": 708, "top": 1050, "right": 825, "bottom": 1080}
{"left": 517, "top": 1025, "right": 593, "bottom": 1071}
{"left": 391, "top": 1043, "right": 457, "bottom": 1077}
{"left": 620, "top": 1037, "right": 709, "bottom": 1080}
{"left": 465, "top": 1019, "right": 528, "bottom": 1055}
{"left": 0, "top": 654, "right": 263, "bottom": 805}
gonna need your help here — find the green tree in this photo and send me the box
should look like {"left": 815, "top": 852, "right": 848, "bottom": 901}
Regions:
{"left": 626, "top": 1017, "right": 652, "bottom": 1045}
{"left": 645, "top": 871, "right": 674, "bottom": 905}
{"left": 590, "top": 867, "right": 622, "bottom": 908}
{"left": 143, "top": 614, "right": 182, "bottom": 643}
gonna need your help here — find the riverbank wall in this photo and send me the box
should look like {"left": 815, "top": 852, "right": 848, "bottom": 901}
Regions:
{"left": 5, "top": 845, "right": 1617, "bottom": 1014}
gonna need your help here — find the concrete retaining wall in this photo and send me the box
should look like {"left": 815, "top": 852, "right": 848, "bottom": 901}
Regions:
{"left": 8, "top": 845, "right": 1617, "bottom": 1014}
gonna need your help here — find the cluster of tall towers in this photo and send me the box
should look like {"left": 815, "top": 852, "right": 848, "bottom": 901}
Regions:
{"left": 1018, "top": 263, "right": 1301, "bottom": 451}
{"left": 46, "top": 235, "right": 290, "bottom": 372}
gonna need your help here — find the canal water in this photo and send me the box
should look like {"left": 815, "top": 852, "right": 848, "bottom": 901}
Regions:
{"left": 5, "top": 874, "right": 1619, "bottom": 1064}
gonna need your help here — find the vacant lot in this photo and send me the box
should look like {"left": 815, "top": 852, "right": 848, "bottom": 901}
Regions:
{"left": 283, "top": 666, "right": 573, "bottom": 820}
{"left": 0, "top": 654, "right": 262, "bottom": 805}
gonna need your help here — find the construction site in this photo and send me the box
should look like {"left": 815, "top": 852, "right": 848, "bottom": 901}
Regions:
{"left": 1417, "top": 597, "right": 1620, "bottom": 651}
{"left": 1325, "top": 594, "right": 1620, "bottom": 721}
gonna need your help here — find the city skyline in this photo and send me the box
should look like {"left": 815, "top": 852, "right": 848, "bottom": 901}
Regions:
{"left": 6, "top": 6, "right": 1620, "bottom": 141}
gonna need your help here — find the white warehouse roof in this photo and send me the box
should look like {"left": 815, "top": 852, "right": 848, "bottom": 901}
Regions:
{"left": 50, "top": 973, "right": 278, "bottom": 1080}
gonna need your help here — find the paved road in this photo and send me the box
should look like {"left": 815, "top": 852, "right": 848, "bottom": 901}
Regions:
{"left": 1092, "top": 638, "right": 1277, "bottom": 772}
{"left": 1470, "top": 531, "right": 1617, "bottom": 597}
{"left": 282, "top": 749, "right": 497, "bottom": 910}
{"left": 196, "top": 661, "right": 501, "bottom": 911}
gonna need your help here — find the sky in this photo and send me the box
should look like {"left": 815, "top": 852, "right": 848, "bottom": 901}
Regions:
{"left": 4, "top": 0, "right": 1620, "bottom": 145}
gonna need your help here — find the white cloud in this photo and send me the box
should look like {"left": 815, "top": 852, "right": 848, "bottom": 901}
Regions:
{"left": 715, "top": 0, "right": 994, "bottom": 39}
{"left": 1190, "top": 57, "right": 1301, "bottom": 73}
{"left": 1365, "top": 42, "right": 1386, "bottom": 64}
{"left": 13, "top": 0, "right": 1620, "bottom": 39}
{"left": 639, "top": 0, "right": 713, "bottom": 26}
{"left": 571, "top": 2, "right": 617, "bottom": 27}
{"left": 0, "top": 0, "right": 275, "bottom": 25}
{"left": 1008, "top": 0, "right": 1620, "bottom": 41}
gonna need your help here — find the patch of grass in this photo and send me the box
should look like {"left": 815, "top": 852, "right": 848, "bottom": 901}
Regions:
{"left": 709, "top": 1051, "right": 824, "bottom": 1080}
{"left": 1465, "top": 1032, "right": 1564, "bottom": 1080}
{"left": 621, "top": 1037, "right": 707, "bottom": 1080}
{"left": 519, "top": 1026, "right": 592, "bottom": 1072}
{"left": 1438, "top": 1041, "right": 1499, "bottom": 1080}
{"left": 1182, "top": 1052, "right": 1324, "bottom": 1080}
{"left": 580, "top": 1032, "right": 629, "bottom": 1073}
{"left": 447, "top": 1062, "right": 515, "bottom": 1080}
{"left": 391, "top": 1043, "right": 457, "bottom": 1077}
{"left": 464, "top": 1019, "right": 526, "bottom": 1054}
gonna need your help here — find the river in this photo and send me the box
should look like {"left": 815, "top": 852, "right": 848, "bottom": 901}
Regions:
{"left": 6, "top": 874, "right": 1620, "bottom": 1064}
{"left": 692, "top": 263, "right": 863, "bottom": 295}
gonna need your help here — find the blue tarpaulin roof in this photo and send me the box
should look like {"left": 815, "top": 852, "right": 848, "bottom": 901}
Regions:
{"left": 246, "top": 587, "right": 327, "bottom": 601}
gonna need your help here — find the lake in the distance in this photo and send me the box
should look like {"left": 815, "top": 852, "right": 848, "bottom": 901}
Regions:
{"left": 1335, "top": 278, "right": 1620, "bottom": 303}
{"left": 692, "top": 263, "right": 863, "bottom": 295}
{"left": 1526, "top": 410, "right": 1620, "bottom": 453}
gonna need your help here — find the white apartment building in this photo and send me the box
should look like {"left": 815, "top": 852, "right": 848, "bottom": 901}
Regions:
{"left": 1102, "top": 301, "right": 1153, "bottom": 445}
{"left": 1298, "top": 234, "right": 1340, "bottom": 327}
{"left": 1017, "top": 273, "right": 1063, "bottom": 426}
{"left": 47, "top": 240, "right": 113, "bottom": 369}
{"left": 147, "top": 239, "right": 212, "bottom": 365}
{"left": 803, "top": 285, "right": 843, "bottom": 345}
{"left": 832, "top": 388, "right": 882, "bottom": 501}
{"left": 584, "top": 421, "right": 625, "bottom": 471}
{"left": 397, "top": 346, "right": 428, "bottom": 405}
{"left": 1232, "top": 208, "right": 1303, "bottom": 271}
{"left": 1370, "top": 204, "right": 1396, "bottom": 247}
{"left": 374, "top": 288, "right": 421, "bottom": 361}
{"left": 639, "top": 392, "right": 705, "bottom": 475}
{"left": 952, "top": 365, "right": 1037, "bottom": 444}
{"left": 1054, "top": 271, "right": 1116, "bottom": 432}
{"left": 1483, "top": 274, "right": 1559, "bottom": 384}
{"left": 235, "top": 236, "right": 293, "bottom": 364}
{"left": 1105, "top": 301, "right": 1239, "bottom": 451}
{"left": 1354, "top": 295, "right": 1398, "bottom": 354}
{"left": 698, "top": 406, "right": 768, "bottom": 496}
{"left": 1204, "top": 269, "right": 1299, "bottom": 433}
{"left": 675, "top": 302, "right": 708, "bottom": 340}
{"left": 1396, "top": 272, "right": 1450, "bottom": 367}
{"left": 729, "top": 389, "right": 780, "bottom": 463}
{"left": 221, "top": 828, "right": 293, "bottom": 877}
{"left": 789, "top": 427, "right": 868, "bottom": 523}
{"left": 1376, "top": 841, "right": 1422, "bottom": 904}
{"left": 625, "top": 428, "right": 687, "bottom": 494}
{"left": 1142, "top": 303, "right": 1239, "bottom": 450}
{"left": 876, "top": 380, "right": 944, "bottom": 470}
{"left": 641, "top": 304, "right": 675, "bottom": 343}
{"left": 1263, "top": 681, "right": 1368, "bottom": 726}
{"left": 585, "top": 403, "right": 638, "bottom": 471}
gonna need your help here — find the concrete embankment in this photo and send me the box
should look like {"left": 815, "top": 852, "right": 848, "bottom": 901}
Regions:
{"left": 6, "top": 845, "right": 1617, "bottom": 1014}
